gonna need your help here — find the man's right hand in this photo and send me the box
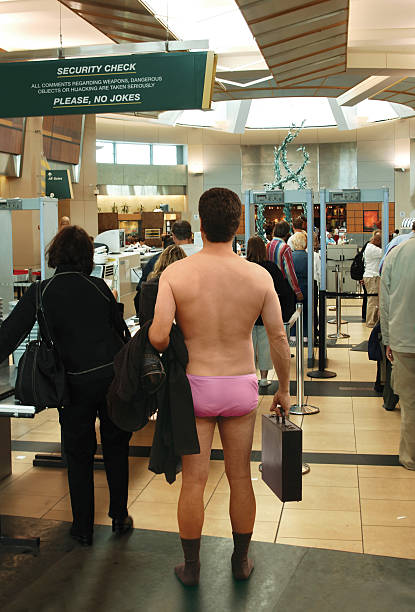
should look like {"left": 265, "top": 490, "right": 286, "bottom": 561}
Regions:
{"left": 271, "top": 390, "right": 291, "bottom": 417}
{"left": 297, "top": 292, "right": 304, "bottom": 301}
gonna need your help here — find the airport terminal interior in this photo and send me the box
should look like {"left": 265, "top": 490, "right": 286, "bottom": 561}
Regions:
{"left": 1, "top": 1, "right": 415, "bottom": 610}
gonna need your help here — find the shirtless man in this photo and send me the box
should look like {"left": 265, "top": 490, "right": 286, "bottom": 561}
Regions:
{"left": 149, "top": 187, "right": 291, "bottom": 586}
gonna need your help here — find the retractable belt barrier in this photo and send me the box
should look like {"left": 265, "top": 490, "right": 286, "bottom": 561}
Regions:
{"left": 285, "top": 304, "right": 319, "bottom": 416}
{"left": 328, "top": 266, "right": 350, "bottom": 339}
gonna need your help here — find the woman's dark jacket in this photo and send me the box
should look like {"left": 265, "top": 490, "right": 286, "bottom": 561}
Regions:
{"left": 255, "top": 260, "right": 296, "bottom": 325}
{"left": 0, "top": 267, "right": 130, "bottom": 385}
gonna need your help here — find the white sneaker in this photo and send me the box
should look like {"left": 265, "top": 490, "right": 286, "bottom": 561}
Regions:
{"left": 259, "top": 379, "right": 272, "bottom": 387}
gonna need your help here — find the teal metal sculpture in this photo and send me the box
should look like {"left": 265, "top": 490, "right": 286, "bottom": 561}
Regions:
{"left": 262, "top": 121, "right": 310, "bottom": 226}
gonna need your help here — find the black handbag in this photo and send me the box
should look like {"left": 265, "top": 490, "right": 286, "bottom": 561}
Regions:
{"left": 261, "top": 412, "right": 302, "bottom": 502}
{"left": 15, "top": 280, "right": 68, "bottom": 410}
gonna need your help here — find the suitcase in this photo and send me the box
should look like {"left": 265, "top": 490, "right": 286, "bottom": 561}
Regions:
{"left": 261, "top": 413, "right": 302, "bottom": 502}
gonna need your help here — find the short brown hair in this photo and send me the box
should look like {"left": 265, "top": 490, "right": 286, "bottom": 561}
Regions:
{"left": 47, "top": 225, "right": 93, "bottom": 275}
{"left": 292, "top": 216, "right": 305, "bottom": 230}
{"left": 148, "top": 244, "right": 186, "bottom": 280}
{"left": 199, "top": 188, "right": 241, "bottom": 242}
{"left": 246, "top": 236, "right": 267, "bottom": 263}
{"left": 274, "top": 220, "right": 290, "bottom": 240}
{"left": 172, "top": 220, "right": 192, "bottom": 241}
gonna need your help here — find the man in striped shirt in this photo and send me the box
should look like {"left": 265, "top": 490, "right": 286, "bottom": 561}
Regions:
{"left": 266, "top": 220, "right": 303, "bottom": 302}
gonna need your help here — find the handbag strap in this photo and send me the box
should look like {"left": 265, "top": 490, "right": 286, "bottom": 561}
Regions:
{"left": 35, "top": 279, "right": 55, "bottom": 348}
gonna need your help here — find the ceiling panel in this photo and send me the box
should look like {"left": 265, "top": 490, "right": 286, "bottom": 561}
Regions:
{"left": 235, "top": 0, "right": 349, "bottom": 87}
{"left": 59, "top": 0, "right": 177, "bottom": 44}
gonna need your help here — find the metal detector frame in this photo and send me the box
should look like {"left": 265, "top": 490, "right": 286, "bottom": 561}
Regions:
{"left": 313, "top": 187, "right": 389, "bottom": 375}
{"left": 244, "top": 189, "right": 315, "bottom": 367}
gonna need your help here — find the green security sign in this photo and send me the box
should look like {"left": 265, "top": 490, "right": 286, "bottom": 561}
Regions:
{"left": 0, "top": 51, "right": 216, "bottom": 118}
{"left": 46, "top": 170, "right": 73, "bottom": 199}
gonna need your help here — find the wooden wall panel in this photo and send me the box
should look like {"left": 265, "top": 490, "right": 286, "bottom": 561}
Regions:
{"left": 43, "top": 116, "right": 83, "bottom": 164}
{"left": 0, "top": 118, "right": 24, "bottom": 155}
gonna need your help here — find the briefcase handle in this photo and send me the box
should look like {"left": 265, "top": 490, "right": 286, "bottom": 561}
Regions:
{"left": 269, "top": 411, "right": 286, "bottom": 424}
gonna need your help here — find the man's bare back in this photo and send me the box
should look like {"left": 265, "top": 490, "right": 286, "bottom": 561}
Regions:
{"left": 156, "top": 245, "right": 281, "bottom": 376}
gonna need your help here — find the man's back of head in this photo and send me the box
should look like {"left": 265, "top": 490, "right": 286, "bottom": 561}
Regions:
{"left": 198, "top": 187, "right": 241, "bottom": 243}
{"left": 292, "top": 216, "right": 305, "bottom": 231}
{"left": 273, "top": 220, "right": 290, "bottom": 241}
{"left": 172, "top": 220, "right": 193, "bottom": 244}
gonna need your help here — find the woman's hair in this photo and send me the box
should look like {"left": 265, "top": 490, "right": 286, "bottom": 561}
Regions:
{"left": 47, "top": 225, "right": 94, "bottom": 274}
{"left": 148, "top": 244, "right": 186, "bottom": 279}
{"left": 246, "top": 236, "right": 267, "bottom": 263}
{"left": 290, "top": 232, "right": 307, "bottom": 251}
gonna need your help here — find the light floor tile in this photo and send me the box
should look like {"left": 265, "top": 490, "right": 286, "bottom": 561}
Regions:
{"left": 303, "top": 431, "right": 356, "bottom": 453}
{"left": 276, "top": 537, "right": 363, "bottom": 554}
{"left": 363, "top": 526, "right": 415, "bottom": 559}
{"left": 0, "top": 492, "right": 62, "bottom": 519}
{"left": 361, "top": 499, "right": 415, "bottom": 527}
{"left": 355, "top": 430, "right": 399, "bottom": 454}
{"left": 284, "top": 485, "right": 359, "bottom": 512}
{"left": 202, "top": 517, "right": 232, "bottom": 539}
{"left": 278, "top": 509, "right": 362, "bottom": 540}
{"left": 358, "top": 465, "right": 415, "bottom": 479}
{"left": 301, "top": 421, "right": 355, "bottom": 434}
{"left": 205, "top": 491, "right": 282, "bottom": 522}
{"left": 359, "top": 477, "right": 415, "bottom": 501}
{"left": 354, "top": 417, "right": 401, "bottom": 432}
{"left": 17, "top": 431, "right": 61, "bottom": 442}
{"left": 300, "top": 464, "right": 358, "bottom": 488}
{"left": 2, "top": 468, "right": 69, "bottom": 497}
{"left": 128, "top": 500, "right": 179, "bottom": 533}
{"left": 42, "top": 508, "right": 73, "bottom": 523}
{"left": 11, "top": 451, "right": 38, "bottom": 464}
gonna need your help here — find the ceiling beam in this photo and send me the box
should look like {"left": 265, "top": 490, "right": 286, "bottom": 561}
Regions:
{"left": 337, "top": 75, "right": 407, "bottom": 106}
{"left": 328, "top": 98, "right": 357, "bottom": 130}
{"left": 226, "top": 100, "right": 252, "bottom": 133}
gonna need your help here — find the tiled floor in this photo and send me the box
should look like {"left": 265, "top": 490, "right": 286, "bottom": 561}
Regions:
{"left": 2, "top": 302, "right": 413, "bottom": 560}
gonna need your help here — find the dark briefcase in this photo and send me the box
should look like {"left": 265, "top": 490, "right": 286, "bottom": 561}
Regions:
{"left": 261, "top": 413, "right": 302, "bottom": 502}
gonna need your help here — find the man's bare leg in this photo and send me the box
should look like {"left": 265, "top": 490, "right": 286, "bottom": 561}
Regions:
{"left": 175, "top": 417, "right": 216, "bottom": 586}
{"left": 218, "top": 410, "right": 257, "bottom": 579}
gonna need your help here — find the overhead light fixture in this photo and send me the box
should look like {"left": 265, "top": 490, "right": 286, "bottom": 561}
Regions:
{"left": 215, "top": 75, "right": 273, "bottom": 88}
{"left": 189, "top": 164, "right": 204, "bottom": 175}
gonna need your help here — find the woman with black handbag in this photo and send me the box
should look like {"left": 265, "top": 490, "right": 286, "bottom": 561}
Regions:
{"left": 0, "top": 225, "right": 133, "bottom": 546}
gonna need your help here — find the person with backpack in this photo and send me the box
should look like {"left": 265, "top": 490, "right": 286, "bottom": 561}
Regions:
{"left": 363, "top": 231, "right": 382, "bottom": 327}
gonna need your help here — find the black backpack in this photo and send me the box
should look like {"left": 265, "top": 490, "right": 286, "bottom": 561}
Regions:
{"left": 350, "top": 243, "right": 368, "bottom": 281}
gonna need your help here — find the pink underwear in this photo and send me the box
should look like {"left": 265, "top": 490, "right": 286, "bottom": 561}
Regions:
{"left": 186, "top": 373, "right": 258, "bottom": 418}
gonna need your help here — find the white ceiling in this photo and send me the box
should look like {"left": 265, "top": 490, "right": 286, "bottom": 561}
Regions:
{"left": 348, "top": 0, "right": 415, "bottom": 52}
{"left": 0, "top": 0, "right": 111, "bottom": 51}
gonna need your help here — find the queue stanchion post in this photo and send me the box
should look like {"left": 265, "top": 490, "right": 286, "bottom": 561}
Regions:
{"left": 289, "top": 304, "right": 319, "bottom": 416}
{"left": 328, "top": 265, "right": 350, "bottom": 339}
{"left": 328, "top": 265, "right": 347, "bottom": 325}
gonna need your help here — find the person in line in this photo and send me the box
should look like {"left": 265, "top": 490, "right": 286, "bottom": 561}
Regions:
{"left": 287, "top": 215, "right": 306, "bottom": 250}
{"left": 59, "top": 215, "right": 71, "bottom": 231}
{"left": 379, "top": 221, "right": 415, "bottom": 273}
{"left": 363, "top": 230, "right": 382, "bottom": 328}
{"left": 0, "top": 226, "right": 133, "bottom": 546}
{"left": 134, "top": 234, "right": 174, "bottom": 316}
{"left": 171, "top": 219, "right": 202, "bottom": 256}
{"left": 266, "top": 220, "right": 303, "bottom": 302}
{"left": 291, "top": 232, "right": 309, "bottom": 338}
{"left": 380, "top": 237, "right": 415, "bottom": 469}
{"left": 138, "top": 244, "right": 187, "bottom": 324}
{"left": 246, "top": 236, "right": 295, "bottom": 387}
{"left": 148, "top": 187, "right": 291, "bottom": 586}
